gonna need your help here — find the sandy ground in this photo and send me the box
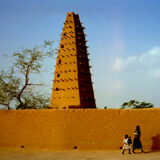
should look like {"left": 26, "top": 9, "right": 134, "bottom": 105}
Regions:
{"left": 0, "top": 148, "right": 160, "bottom": 160}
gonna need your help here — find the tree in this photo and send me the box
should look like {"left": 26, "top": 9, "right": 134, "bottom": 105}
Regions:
{"left": 121, "top": 100, "right": 154, "bottom": 109}
{"left": 0, "top": 41, "right": 54, "bottom": 110}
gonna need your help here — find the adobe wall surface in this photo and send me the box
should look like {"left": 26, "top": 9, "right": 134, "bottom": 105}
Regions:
{"left": 0, "top": 109, "right": 160, "bottom": 150}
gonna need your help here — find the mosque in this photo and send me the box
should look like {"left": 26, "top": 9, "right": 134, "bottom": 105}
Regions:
{"left": 50, "top": 12, "right": 96, "bottom": 109}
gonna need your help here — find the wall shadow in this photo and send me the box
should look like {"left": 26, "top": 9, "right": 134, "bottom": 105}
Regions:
{"left": 151, "top": 134, "right": 160, "bottom": 150}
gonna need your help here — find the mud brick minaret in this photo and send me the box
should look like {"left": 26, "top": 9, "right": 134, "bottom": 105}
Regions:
{"left": 50, "top": 12, "right": 96, "bottom": 109}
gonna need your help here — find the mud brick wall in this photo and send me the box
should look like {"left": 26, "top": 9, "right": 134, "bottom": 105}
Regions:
{"left": 0, "top": 109, "right": 160, "bottom": 150}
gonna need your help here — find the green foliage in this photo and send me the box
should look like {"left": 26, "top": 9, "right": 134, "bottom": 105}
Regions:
{"left": 19, "top": 94, "right": 50, "bottom": 109}
{"left": 104, "top": 106, "right": 108, "bottom": 109}
{"left": 0, "top": 68, "right": 21, "bottom": 109}
{"left": 121, "top": 100, "right": 154, "bottom": 109}
{"left": 0, "top": 41, "right": 54, "bottom": 110}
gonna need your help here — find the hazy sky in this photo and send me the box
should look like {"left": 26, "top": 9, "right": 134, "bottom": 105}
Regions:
{"left": 1, "top": 0, "right": 160, "bottom": 108}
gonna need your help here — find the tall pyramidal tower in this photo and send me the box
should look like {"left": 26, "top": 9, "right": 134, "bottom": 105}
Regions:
{"left": 50, "top": 12, "right": 96, "bottom": 109}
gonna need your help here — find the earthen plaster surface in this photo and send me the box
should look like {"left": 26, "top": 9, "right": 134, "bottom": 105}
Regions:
{"left": 0, "top": 109, "right": 160, "bottom": 150}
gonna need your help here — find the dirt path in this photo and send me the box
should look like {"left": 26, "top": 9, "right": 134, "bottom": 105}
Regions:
{"left": 0, "top": 148, "right": 160, "bottom": 160}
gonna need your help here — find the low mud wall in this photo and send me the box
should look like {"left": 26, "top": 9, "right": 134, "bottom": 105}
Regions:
{"left": 0, "top": 109, "right": 160, "bottom": 150}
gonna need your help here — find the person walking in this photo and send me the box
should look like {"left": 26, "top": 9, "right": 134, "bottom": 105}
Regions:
{"left": 132, "top": 125, "right": 144, "bottom": 153}
{"left": 122, "top": 135, "right": 131, "bottom": 154}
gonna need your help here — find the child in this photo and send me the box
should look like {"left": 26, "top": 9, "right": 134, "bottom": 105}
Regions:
{"left": 122, "top": 135, "right": 132, "bottom": 154}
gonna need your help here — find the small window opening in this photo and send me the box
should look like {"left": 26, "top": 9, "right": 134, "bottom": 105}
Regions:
{"left": 73, "top": 146, "right": 78, "bottom": 149}
{"left": 61, "top": 44, "right": 64, "bottom": 48}
{"left": 57, "top": 74, "right": 60, "bottom": 77}
{"left": 58, "top": 59, "right": 61, "bottom": 64}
